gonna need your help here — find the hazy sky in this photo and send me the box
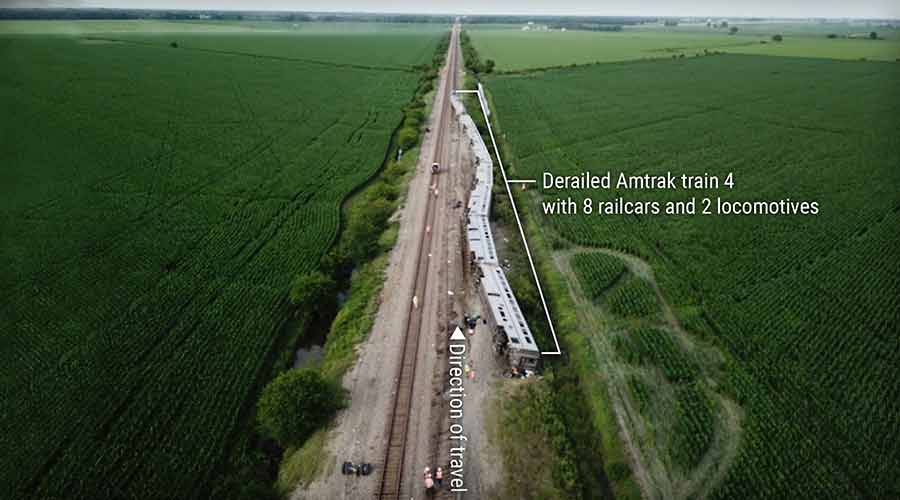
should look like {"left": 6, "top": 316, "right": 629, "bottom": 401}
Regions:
{"left": 3, "top": 0, "right": 899, "bottom": 19}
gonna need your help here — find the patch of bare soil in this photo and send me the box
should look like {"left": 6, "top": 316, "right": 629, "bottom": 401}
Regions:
{"left": 452, "top": 214, "right": 507, "bottom": 499}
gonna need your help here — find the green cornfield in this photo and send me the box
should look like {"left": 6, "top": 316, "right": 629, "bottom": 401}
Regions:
{"left": 488, "top": 54, "right": 900, "bottom": 499}
{"left": 0, "top": 26, "right": 442, "bottom": 500}
{"left": 570, "top": 251, "right": 626, "bottom": 300}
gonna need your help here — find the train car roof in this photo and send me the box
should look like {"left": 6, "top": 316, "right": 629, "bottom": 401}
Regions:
{"left": 467, "top": 214, "right": 498, "bottom": 266}
{"left": 468, "top": 166, "right": 491, "bottom": 217}
{"left": 480, "top": 265, "right": 539, "bottom": 353}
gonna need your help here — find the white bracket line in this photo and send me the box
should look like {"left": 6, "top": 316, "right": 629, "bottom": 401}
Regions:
{"left": 507, "top": 179, "right": 536, "bottom": 184}
{"left": 473, "top": 85, "right": 562, "bottom": 356}
{"left": 454, "top": 90, "right": 479, "bottom": 94}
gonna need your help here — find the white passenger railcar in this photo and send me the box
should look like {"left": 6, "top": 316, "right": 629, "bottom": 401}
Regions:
{"left": 453, "top": 95, "right": 541, "bottom": 372}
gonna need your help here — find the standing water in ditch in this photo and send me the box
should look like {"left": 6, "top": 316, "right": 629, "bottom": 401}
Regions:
{"left": 291, "top": 288, "right": 349, "bottom": 369}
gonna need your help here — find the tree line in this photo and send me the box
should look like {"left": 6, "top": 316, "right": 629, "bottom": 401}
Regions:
{"left": 0, "top": 8, "right": 451, "bottom": 23}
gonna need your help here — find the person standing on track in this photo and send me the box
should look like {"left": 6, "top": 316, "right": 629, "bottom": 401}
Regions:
{"left": 424, "top": 466, "right": 435, "bottom": 495}
{"left": 435, "top": 466, "right": 444, "bottom": 488}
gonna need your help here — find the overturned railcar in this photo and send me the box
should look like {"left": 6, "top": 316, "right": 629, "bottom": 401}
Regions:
{"left": 453, "top": 94, "right": 541, "bottom": 372}
{"left": 479, "top": 266, "right": 541, "bottom": 371}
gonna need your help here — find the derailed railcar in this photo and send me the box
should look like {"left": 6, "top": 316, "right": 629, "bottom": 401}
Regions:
{"left": 479, "top": 265, "right": 541, "bottom": 372}
{"left": 454, "top": 94, "right": 541, "bottom": 373}
{"left": 466, "top": 217, "right": 496, "bottom": 275}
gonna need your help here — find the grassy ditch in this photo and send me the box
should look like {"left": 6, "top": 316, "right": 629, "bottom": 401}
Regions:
{"left": 271, "top": 137, "right": 421, "bottom": 493}
{"left": 460, "top": 28, "right": 639, "bottom": 500}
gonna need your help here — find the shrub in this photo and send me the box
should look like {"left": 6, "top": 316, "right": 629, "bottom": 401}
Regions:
{"left": 607, "top": 461, "right": 632, "bottom": 482}
{"left": 405, "top": 108, "right": 425, "bottom": 127}
{"left": 341, "top": 197, "right": 395, "bottom": 264}
{"left": 397, "top": 126, "right": 418, "bottom": 150}
{"left": 257, "top": 368, "right": 344, "bottom": 447}
{"left": 772, "top": 34, "right": 783, "bottom": 42}
{"left": 290, "top": 271, "right": 335, "bottom": 309}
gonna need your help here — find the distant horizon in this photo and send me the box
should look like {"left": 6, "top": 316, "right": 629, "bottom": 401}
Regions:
{"left": 2, "top": 1, "right": 899, "bottom": 21}
{"left": 2, "top": 7, "right": 899, "bottom": 22}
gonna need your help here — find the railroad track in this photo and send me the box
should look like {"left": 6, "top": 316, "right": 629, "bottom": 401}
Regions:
{"left": 376, "top": 24, "right": 460, "bottom": 500}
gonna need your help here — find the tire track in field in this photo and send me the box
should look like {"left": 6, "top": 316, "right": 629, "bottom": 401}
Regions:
{"left": 231, "top": 79, "right": 291, "bottom": 174}
{"left": 559, "top": 238, "right": 876, "bottom": 498}
{"left": 551, "top": 248, "right": 668, "bottom": 498}
{"left": 553, "top": 246, "right": 744, "bottom": 500}
{"left": 83, "top": 36, "right": 418, "bottom": 73}
{"left": 510, "top": 68, "right": 875, "bottom": 165}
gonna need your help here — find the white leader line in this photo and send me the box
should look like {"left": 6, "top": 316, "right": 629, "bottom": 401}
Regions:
{"left": 473, "top": 86, "right": 562, "bottom": 356}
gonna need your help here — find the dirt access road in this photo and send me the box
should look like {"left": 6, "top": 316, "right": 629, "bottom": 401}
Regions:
{"left": 293, "top": 22, "right": 482, "bottom": 500}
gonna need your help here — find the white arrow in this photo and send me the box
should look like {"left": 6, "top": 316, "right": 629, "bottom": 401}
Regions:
{"left": 450, "top": 326, "right": 466, "bottom": 341}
